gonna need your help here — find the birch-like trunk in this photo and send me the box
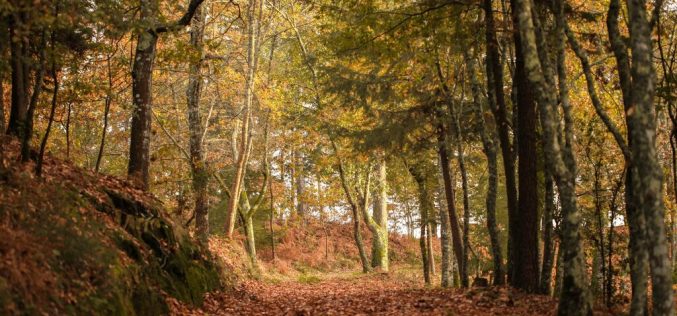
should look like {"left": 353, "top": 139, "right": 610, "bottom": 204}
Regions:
{"left": 437, "top": 182, "right": 453, "bottom": 287}
{"left": 468, "top": 53, "right": 504, "bottom": 285}
{"left": 368, "top": 158, "right": 389, "bottom": 272}
{"left": 436, "top": 122, "right": 465, "bottom": 284}
{"left": 226, "top": 0, "right": 259, "bottom": 238}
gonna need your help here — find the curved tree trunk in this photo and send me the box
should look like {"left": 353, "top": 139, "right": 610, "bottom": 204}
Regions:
{"left": 226, "top": 0, "right": 260, "bottom": 237}
{"left": 333, "top": 141, "right": 370, "bottom": 273}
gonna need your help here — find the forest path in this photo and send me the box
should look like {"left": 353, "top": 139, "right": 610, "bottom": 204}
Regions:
{"left": 175, "top": 272, "right": 561, "bottom": 315}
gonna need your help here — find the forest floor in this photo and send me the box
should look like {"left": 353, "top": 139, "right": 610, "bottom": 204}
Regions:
{"left": 168, "top": 268, "right": 580, "bottom": 316}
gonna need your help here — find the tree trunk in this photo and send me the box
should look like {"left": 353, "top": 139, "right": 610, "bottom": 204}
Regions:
{"left": 410, "top": 165, "right": 431, "bottom": 285}
{"left": 484, "top": 0, "right": 518, "bottom": 283}
{"left": 0, "top": 16, "right": 6, "bottom": 134}
{"left": 186, "top": 5, "right": 209, "bottom": 243}
{"left": 7, "top": 14, "right": 27, "bottom": 138}
{"left": 512, "top": 0, "right": 591, "bottom": 313}
{"left": 244, "top": 212, "right": 257, "bottom": 266}
{"left": 333, "top": 141, "right": 370, "bottom": 273}
{"left": 626, "top": 0, "right": 674, "bottom": 313}
{"left": 127, "top": 0, "right": 206, "bottom": 190}
{"left": 450, "top": 99, "right": 471, "bottom": 288}
{"left": 226, "top": 0, "right": 259, "bottom": 237}
{"left": 127, "top": 0, "right": 159, "bottom": 189}
{"left": 592, "top": 161, "right": 607, "bottom": 301}
{"left": 269, "top": 158, "right": 276, "bottom": 261}
{"left": 37, "top": 57, "right": 59, "bottom": 176}
{"left": 65, "top": 102, "right": 71, "bottom": 158}
{"left": 295, "top": 150, "right": 306, "bottom": 218}
{"left": 95, "top": 54, "right": 113, "bottom": 173}
{"left": 540, "top": 173, "right": 555, "bottom": 294}
{"left": 607, "top": 170, "right": 623, "bottom": 308}
{"left": 468, "top": 51, "right": 504, "bottom": 286}
{"left": 438, "top": 183, "right": 453, "bottom": 287}
{"left": 0, "top": 78, "right": 4, "bottom": 134}
{"left": 428, "top": 222, "right": 436, "bottom": 276}
{"left": 369, "top": 158, "right": 389, "bottom": 271}
{"left": 21, "top": 33, "right": 46, "bottom": 163}
{"left": 511, "top": 0, "right": 540, "bottom": 292}
{"left": 352, "top": 205, "right": 370, "bottom": 273}
{"left": 606, "top": 1, "right": 649, "bottom": 313}
{"left": 436, "top": 123, "right": 465, "bottom": 284}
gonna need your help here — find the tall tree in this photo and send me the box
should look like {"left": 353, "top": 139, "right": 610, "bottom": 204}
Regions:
{"left": 225, "top": 0, "right": 261, "bottom": 237}
{"left": 626, "top": 0, "right": 674, "bottom": 313}
{"left": 512, "top": 0, "right": 591, "bottom": 313}
{"left": 127, "top": 0, "right": 205, "bottom": 189}
{"left": 186, "top": 4, "right": 209, "bottom": 242}
{"left": 436, "top": 117, "right": 465, "bottom": 286}
{"left": 468, "top": 51, "right": 504, "bottom": 285}
{"left": 483, "top": 0, "right": 518, "bottom": 283}
{"left": 510, "top": 0, "right": 540, "bottom": 292}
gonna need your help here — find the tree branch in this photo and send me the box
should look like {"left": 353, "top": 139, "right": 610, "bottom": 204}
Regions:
{"left": 154, "top": 0, "right": 206, "bottom": 34}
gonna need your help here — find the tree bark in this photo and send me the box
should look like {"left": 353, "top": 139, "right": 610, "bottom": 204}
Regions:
{"left": 512, "top": 0, "right": 591, "bottom": 313}
{"left": 484, "top": 0, "right": 518, "bottom": 283}
{"left": 468, "top": 50, "right": 504, "bottom": 286}
{"left": 295, "top": 149, "right": 306, "bottom": 218}
{"left": 427, "top": 221, "right": 436, "bottom": 276}
{"left": 511, "top": 0, "right": 540, "bottom": 292}
{"left": 540, "top": 173, "right": 555, "bottom": 294}
{"left": 450, "top": 98, "right": 471, "bottom": 287}
{"left": 607, "top": 1, "right": 648, "bottom": 313}
{"left": 626, "top": 0, "right": 674, "bottom": 313}
{"left": 21, "top": 33, "right": 46, "bottom": 163}
{"left": 127, "top": 0, "right": 159, "bottom": 189}
{"left": 333, "top": 141, "right": 370, "bottom": 273}
{"left": 37, "top": 53, "right": 59, "bottom": 176}
{"left": 186, "top": 5, "right": 209, "bottom": 242}
{"left": 438, "top": 182, "right": 453, "bottom": 287}
{"left": 127, "top": 0, "right": 206, "bottom": 190}
{"left": 226, "top": 0, "right": 260, "bottom": 237}
{"left": 368, "top": 157, "right": 389, "bottom": 271}
{"left": 7, "top": 13, "right": 27, "bottom": 138}
{"left": 409, "top": 163, "right": 431, "bottom": 285}
{"left": 95, "top": 54, "right": 113, "bottom": 173}
{"left": 436, "top": 123, "right": 465, "bottom": 285}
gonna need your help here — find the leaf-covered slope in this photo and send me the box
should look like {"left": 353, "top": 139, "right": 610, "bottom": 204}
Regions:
{"left": 0, "top": 139, "right": 222, "bottom": 315}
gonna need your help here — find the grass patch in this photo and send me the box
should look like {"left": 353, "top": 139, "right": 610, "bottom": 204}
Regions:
{"left": 297, "top": 274, "right": 322, "bottom": 284}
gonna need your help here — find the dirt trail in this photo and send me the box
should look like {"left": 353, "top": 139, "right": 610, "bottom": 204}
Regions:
{"left": 173, "top": 274, "right": 561, "bottom": 315}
